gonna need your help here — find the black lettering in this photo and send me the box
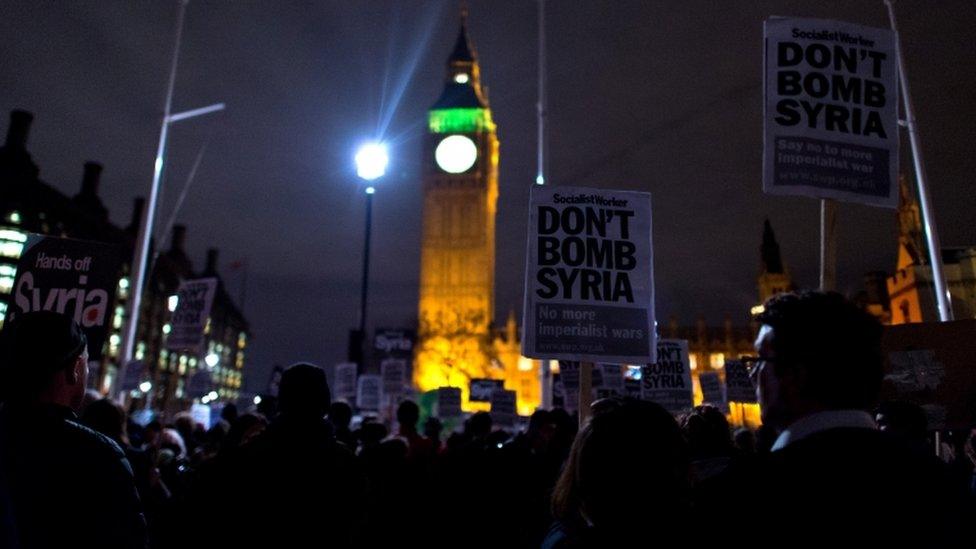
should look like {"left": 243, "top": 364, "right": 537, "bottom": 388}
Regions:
{"left": 536, "top": 268, "right": 558, "bottom": 298}
{"left": 777, "top": 42, "right": 803, "bottom": 66}
{"left": 777, "top": 70, "right": 802, "bottom": 96}
{"left": 539, "top": 206, "right": 559, "bottom": 234}
{"left": 539, "top": 236, "right": 560, "bottom": 266}
{"left": 775, "top": 99, "right": 801, "bottom": 126}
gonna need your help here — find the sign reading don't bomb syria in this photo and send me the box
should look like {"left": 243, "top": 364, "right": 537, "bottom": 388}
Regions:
{"left": 763, "top": 17, "right": 898, "bottom": 207}
{"left": 522, "top": 185, "right": 655, "bottom": 364}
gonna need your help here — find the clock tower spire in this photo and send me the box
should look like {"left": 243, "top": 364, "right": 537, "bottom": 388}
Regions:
{"left": 414, "top": 14, "right": 500, "bottom": 407}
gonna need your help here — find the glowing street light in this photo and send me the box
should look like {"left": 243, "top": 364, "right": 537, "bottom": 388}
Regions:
{"left": 355, "top": 142, "right": 388, "bottom": 181}
{"left": 205, "top": 352, "right": 219, "bottom": 368}
{"left": 348, "top": 141, "right": 388, "bottom": 373}
{"left": 139, "top": 381, "right": 152, "bottom": 393}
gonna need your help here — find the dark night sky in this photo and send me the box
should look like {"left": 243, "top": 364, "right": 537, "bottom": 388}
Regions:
{"left": 2, "top": 1, "right": 974, "bottom": 390}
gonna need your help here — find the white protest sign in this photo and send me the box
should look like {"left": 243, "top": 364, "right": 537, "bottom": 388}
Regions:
{"left": 724, "top": 360, "right": 757, "bottom": 403}
{"left": 190, "top": 403, "right": 211, "bottom": 429}
{"left": 166, "top": 277, "right": 218, "bottom": 354}
{"left": 523, "top": 185, "right": 656, "bottom": 363}
{"left": 641, "top": 339, "right": 693, "bottom": 413}
{"left": 490, "top": 389, "right": 517, "bottom": 427}
{"left": 437, "top": 387, "right": 462, "bottom": 418}
{"left": 470, "top": 378, "right": 504, "bottom": 402}
{"left": 698, "top": 372, "right": 727, "bottom": 410}
{"left": 558, "top": 361, "right": 580, "bottom": 411}
{"left": 334, "top": 362, "right": 357, "bottom": 402}
{"left": 380, "top": 359, "right": 407, "bottom": 396}
{"left": 356, "top": 375, "right": 382, "bottom": 411}
{"left": 763, "top": 17, "right": 898, "bottom": 208}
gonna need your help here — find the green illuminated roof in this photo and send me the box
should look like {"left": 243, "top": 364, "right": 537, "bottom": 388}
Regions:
{"left": 429, "top": 107, "right": 495, "bottom": 134}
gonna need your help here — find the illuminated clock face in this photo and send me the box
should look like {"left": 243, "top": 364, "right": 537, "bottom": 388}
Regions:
{"left": 435, "top": 135, "right": 478, "bottom": 173}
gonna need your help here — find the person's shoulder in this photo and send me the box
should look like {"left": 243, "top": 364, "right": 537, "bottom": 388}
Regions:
{"left": 61, "top": 417, "right": 127, "bottom": 460}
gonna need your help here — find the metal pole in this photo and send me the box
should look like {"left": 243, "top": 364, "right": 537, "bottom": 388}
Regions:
{"left": 819, "top": 199, "right": 837, "bottom": 291}
{"left": 536, "top": 0, "right": 554, "bottom": 410}
{"left": 119, "top": 0, "right": 189, "bottom": 387}
{"left": 884, "top": 0, "right": 953, "bottom": 321}
{"left": 358, "top": 190, "right": 374, "bottom": 363}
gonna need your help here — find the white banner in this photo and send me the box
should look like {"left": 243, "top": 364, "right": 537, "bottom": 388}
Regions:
{"left": 334, "top": 362, "right": 357, "bottom": 402}
{"left": 380, "top": 358, "right": 407, "bottom": 396}
{"left": 437, "top": 387, "right": 462, "bottom": 418}
{"left": 641, "top": 339, "right": 693, "bottom": 413}
{"left": 724, "top": 360, "right": 758, "bottom": 404}
{"left": 356, "top": 375, "right": 382, "bottom": 411}
{"left": 490, "top": 389, "right": 517, "bottom": 427}
{"left": 763, "top": 17, "right": 898, "bottom": 207}
{"left": 523, "top": 186, "right": 656, "bottom": 363}
{"left": 166, "top": 277, "right": 218, "bottom": 354}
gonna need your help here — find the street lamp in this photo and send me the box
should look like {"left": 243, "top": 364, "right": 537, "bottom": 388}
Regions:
{"left": 349, "top": 142, "right": 387, "bottom": 372}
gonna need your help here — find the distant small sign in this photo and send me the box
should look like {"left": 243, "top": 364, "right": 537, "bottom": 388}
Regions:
{"left": 490, "top": 389, "right": 517, "bottom": 427}
{"left": 437, "top": 387, "right": 462, "bottom": 418}
{"left": 470, "top": 378, "right": 504, "bottom": 402}
{"left": 724, "top": 360, "right": 757, "bottom": 403}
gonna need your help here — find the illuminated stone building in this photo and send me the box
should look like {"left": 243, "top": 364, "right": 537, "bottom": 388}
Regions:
{"left": 0, "top": 110, "right": 248, "bottom": 414}
{"left": 413, "top": 17, "right": 540, "bottom": 414}
{"left": 887, "top": 177, "right": 976, "bottom": 324}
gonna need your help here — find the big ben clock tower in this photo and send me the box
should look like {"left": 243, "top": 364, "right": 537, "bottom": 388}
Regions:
{"left": 414, "top": 14, "right": 500, "bottom": 404}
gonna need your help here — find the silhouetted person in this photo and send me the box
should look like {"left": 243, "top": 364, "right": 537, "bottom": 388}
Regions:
{"left": 423, "top": 416, "right": 443, "bottom": 453}
{"left": 733, "top": 427, "right": 756, "bottom": 455}
{"left": 681, "top": 404, "right": 735, "bottom": 484}
{"left": 195, "top": 363, "right": 366, "bottom": 547}
{"left": 500, "top": 409, "right": 560, "bottom": 547}
{"left": 329, "top": 400, "right": 356, "bottom": 450}
{"left": 715, "top": 291, "right": 970, "bottom": 543}
{"left": 0, "top": 311, "right": 147, "bottom": 548}
{"left": 395, "top": 400, "right": 434, "bottom": 463}
{"left": 544, "top": 398, "right": 689, "bottom": 547}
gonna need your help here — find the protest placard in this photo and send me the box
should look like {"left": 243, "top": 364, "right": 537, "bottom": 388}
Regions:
{"left": 763, "top": 17, "right": 898, "bottom": 207}
{"left": 334, "top": 362, "right": 357, "bottom": 402}
{"left": 357, "top": 375, "right": 382, "bottom": 411}
{"left": 7, "top": 234, "right": 122, "bottom": 360}
{"left": 523, "top": 186, "right": 656, "bottom": 363}
{"left": 166, "top": 277, "right": 218, "bottom": 354}
{"left": 724, "top": 360, "right": 757, "bottom": 403}
{"left": 437, "top": 387, "right": 462, "bottom": 418}
{"left": 470, "top": 378, "right": 504, "bottom": 402}
{"left": 699, "top": 371, "right": 727, "bottom": 410}
{"left": 381, "top": 359, "right": 407, "bottom": 396}
{"left": 490, "top": 389, "right": 517, "bottom": 427}
{"left": 641, "top": 339, "right": 693, "bottom": 413}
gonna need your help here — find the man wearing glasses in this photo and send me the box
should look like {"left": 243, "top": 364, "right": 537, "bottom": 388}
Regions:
{"left": 737, "top": 291, "right": 968, "bottom": 542}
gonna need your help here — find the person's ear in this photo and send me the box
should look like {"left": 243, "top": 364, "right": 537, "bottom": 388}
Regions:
{"left": 65, "top": 355, "right": 84, "bottom": 386}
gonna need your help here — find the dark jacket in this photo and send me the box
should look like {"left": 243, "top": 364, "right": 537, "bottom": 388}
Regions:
{"left": 192, "top": 413, "right": 367, "bottom": 548}
{"left": 697, "top": 427, "right": 972, "bottom": 545}
{"left": 0, "top": 403, "right": 147, "bottom": 549}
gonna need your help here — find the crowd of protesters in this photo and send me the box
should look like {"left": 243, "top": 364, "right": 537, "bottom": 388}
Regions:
{"left": 1, "top": 291, "right": 974, "bottom": 548}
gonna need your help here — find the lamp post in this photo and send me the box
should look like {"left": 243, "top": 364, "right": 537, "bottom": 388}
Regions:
{"left": 118, "top": 0, "right": 224, "bottom": 397}
{"left": 349, "top": 142, "right": 388, "bottom": 373}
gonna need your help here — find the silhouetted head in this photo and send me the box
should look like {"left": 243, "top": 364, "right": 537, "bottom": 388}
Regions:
{"left": 0, "top": 310, "right": 90, "bottom": 409}
{"left": 681, "top": 405, "right": 733, "bottom": 459}
{"left": 396, "top": 400, "right": 420, "bottom": 432}
{"left": 329, "top": 401, "right": 353, "bottom": 430}
{"left": 467, "top": 411, "right": 492, "bottom": 438}
{"left": 552, "top": 398, "right": 689, "bottom": 534}
{"left": 80, "top": 398, "right": 127, "bottom": 445}
{"left": 755, "top": 291, "right": 883, "bottom": 430}
{"left": 220, "top": 402, "right": 239, "bottom": 424}
{"left": 424, "top": 417, "right": 443, "bottom": 440}
{"left": 277, "top": 363, "right": 331, "bottom": 420}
